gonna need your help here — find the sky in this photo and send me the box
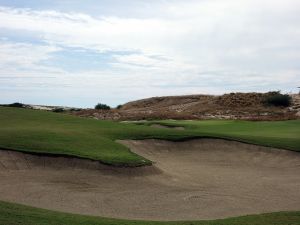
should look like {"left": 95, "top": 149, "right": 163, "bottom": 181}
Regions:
{"left": 0, "top": 0, "right": 299, "bottom": 107}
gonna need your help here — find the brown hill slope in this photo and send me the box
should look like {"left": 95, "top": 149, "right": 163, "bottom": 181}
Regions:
{"left": 72, "top": 92, "right": 300, "bottom": 121}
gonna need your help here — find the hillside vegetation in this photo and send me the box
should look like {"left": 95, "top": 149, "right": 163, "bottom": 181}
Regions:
{"left": 73, "top": 92, "right": 300, "bottom": 121}
{"left": 0, "top": 107, "right": 299, "bottom": 166}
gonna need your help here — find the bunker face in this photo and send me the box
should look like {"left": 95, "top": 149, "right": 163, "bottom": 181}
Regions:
{"left": 0, "top": 139, "right": 300, "bottom": 221}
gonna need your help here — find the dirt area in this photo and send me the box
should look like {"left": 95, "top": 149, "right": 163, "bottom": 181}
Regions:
{"left": 71, "top": 93, "right": 300, "bottom": 121}
{"left": 1, "top": 139, "right": 300, "bottom": 221}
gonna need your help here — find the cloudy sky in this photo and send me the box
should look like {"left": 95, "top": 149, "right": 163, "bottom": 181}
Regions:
{"left": 0, "top": 0, "right": 299, "bottom": 107}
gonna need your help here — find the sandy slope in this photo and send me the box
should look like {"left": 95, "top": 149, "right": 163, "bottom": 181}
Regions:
{"left": 72, "top": 93, "right": 300, "bottom": 120}
{"left": 0, "top": 139, "right": 300, "bottom": 221}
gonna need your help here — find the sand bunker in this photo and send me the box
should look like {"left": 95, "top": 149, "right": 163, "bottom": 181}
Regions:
{"left": 0, "top": 139, "right": 300, "bottom": 221}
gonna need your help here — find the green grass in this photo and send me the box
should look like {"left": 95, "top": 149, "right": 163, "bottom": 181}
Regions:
{"left": 1, "top": 201, "right": 300, "bottom": 225}
{"left": 1, "top": 109, "right": 300, "bottom": 224}
{"left": 140, "top": 119, "right": 300, "bottom": 150}
{"left": 0, "top": 107, "right": 299, "bottom": 166}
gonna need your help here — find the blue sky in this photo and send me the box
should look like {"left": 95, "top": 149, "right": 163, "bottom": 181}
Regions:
{"left": 0, "top": 0, "right": 299, "bottom": 107}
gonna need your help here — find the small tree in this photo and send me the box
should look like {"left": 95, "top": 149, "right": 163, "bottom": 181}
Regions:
{"left": 116, "top": 104, "right": 122, "bottom": 109}
{"left": 95, "top": 103, "right": 111, "bottom": 110}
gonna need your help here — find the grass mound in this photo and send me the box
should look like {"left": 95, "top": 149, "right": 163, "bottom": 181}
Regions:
{"left": 0, "top": 107, "right": 299, "bottom": 166}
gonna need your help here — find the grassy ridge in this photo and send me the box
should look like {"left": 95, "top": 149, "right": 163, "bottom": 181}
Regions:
{"left": 0, "top": 107, "right": 299, "bottom": 166}
{"left": 141, "top": 119, "right": 300, "bottom": 150}
{"left": 1, "top": 201, "right": 300, "bottom": 225}
{"left": 0, "top": 107, "right": 187, "bottom": 166}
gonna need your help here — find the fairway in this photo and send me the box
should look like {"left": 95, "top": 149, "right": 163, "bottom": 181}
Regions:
{"left": 0, "top": 107, "right": 299, "bottom": 166}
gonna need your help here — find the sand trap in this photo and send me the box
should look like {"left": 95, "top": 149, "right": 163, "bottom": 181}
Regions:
{"left": 150, "top": 124, "right": 185, "bottom": 130}
{"left": 0, "top": 139, "right": 300, "bottom": 221}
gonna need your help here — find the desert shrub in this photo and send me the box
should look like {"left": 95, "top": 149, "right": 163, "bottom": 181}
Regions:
{"left": 95, "top": 103, "right": 111, "bottom": 110}
{"left": 8, "top": 102, "right": 24, "bottom": 108}
{"left": 116, "top": 104, "right": 122, "bottom": 109}
{"left": 52, "top": 108, "right": 64, "bottom": 113}
{"left": 69, "top": 108, "right": 81, "bottom": 112}
{"left": 264, "top": 92, "right": 291, "bottom": 107}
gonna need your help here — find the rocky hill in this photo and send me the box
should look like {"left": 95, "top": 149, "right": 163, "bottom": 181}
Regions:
{"left": 72, "top": 92, "right": 300, "bottom": 121}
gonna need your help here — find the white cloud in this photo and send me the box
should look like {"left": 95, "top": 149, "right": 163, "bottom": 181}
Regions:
{"left": 0, "top": 42, "right": 60, "bottom": 68}
{"left": 1, "top": 2, "right": 300, "bottom": 60}
{"left": 0, "top": 0, "right": 300, "bottom": 106}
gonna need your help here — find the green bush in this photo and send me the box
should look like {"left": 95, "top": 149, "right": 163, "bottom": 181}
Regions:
{"left": 116, "top": 104, "right": 122, "bottom": 109}
{"left": 69, "top": 108, "right": 81, "bottom": 112}
{"left": 95, "top": 103, "right": 111, "bottom": 110}
{"left": 264, "top": 92, "right": 291, "bottom": 107}
{"left": 8, "top": 102, "right": 25, "bottom": 108}
{"left": 52, "top": 108, "right": 64, "bottom": 113}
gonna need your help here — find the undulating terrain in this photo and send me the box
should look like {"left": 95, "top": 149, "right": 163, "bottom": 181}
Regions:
{"left": 72, "top": 92, "right": 300, "bottom": 120}
{"left": 0, "top": 106, "right": 300, "bottom": 224}
{"left": 1, "top": 139, "right": 300, "bottom": 221}
{"left": 1, "top": 107, "right": 300, "bottom": 166}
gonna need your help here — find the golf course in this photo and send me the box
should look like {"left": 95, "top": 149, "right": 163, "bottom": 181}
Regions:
{"left": 0, "top": 106, "right": 300, "bottom": 224}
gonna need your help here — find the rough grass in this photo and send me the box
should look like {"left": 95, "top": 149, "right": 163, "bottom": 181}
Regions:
{"left": 1, "top": 201, "right": 300, "bottom": 225}
{"left": 0, "top": 107, "right": 299, "bottom": 166}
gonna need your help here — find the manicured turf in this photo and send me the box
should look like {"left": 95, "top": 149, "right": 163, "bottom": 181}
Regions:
{"left": 140, "top": 119, "right": 300, "bottom": 151}
{"left": 1, "top": 201, "right": 300, "bottom": 225}
{"left": 0, "top": 107, "right": 299, "bottom": 166}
